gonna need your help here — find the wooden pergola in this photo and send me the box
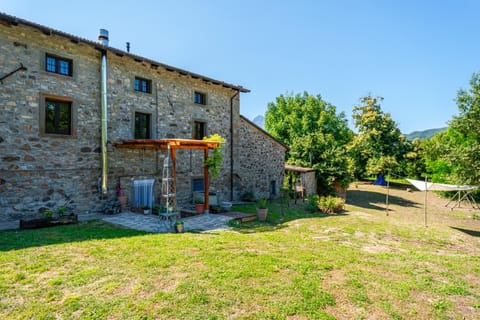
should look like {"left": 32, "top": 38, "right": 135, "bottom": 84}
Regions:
{"left": 115, "top": 138, "right": 220, "bottom": 210}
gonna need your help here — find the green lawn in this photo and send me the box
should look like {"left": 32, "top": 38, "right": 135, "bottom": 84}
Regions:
{"left": 1, "top": 184, "right": 479, "bottom": 319}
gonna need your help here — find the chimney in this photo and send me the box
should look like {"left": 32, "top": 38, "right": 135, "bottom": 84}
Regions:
{"left": 98, "top": 29, "right": 109, "bottom": 46}
{"left": 126, "top": 42, "right": 130, "bottom": 53}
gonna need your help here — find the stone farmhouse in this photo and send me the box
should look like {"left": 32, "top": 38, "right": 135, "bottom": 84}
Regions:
{"left": 0, "top": 13, "right": 288, "bottom": 222}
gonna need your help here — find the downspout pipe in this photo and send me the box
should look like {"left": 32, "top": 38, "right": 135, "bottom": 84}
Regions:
{"left": 230, "top": 89, "right": 239, "bottom": 201}
{"left": 99, "top": 29, "right": 109, "bottom": 196}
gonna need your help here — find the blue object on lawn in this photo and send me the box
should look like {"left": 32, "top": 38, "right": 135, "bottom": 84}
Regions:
{"left": 373, "top": 174, "right": 387, "bottom": 186}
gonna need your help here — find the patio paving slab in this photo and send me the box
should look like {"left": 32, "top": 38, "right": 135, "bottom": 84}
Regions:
{"left": 0, "top": 212, "right": 235, "bottom": 233}
{"left": 102, "top": 212, "right": 234, "bottom": 233}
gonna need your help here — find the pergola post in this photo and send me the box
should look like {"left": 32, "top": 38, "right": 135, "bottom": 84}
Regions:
{"left": 204, "top": 147, "right": 210, "bottom": 213}
{"left": 170, "top": 147, "right": 176, "bottom": 181}
{"left": 170, "top": 147, "right": 177, "bottom": 209}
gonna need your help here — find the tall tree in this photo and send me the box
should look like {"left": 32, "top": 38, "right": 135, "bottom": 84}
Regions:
{"left": 425, "top": 73, "right": 480, "bottom": 184}
{"left": 265, "top": 92, "right": 353, "bottom": 194}
{"left": 349, "top": 95, "right": 407, "bottom": 178}
{"left": 402, "top": 138, "right": 426, "bottom": 180}
{"left": 422, "top": 131, "right": 453, "bottom": 183}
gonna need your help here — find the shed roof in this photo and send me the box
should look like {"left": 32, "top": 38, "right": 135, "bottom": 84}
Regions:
{"left": 285, "top": 164, "right": 316, "bottom": 173}
{"left": 0, "top": 12, "right": 249, "bottom": 93}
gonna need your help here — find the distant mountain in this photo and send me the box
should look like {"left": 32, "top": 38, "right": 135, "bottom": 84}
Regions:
{"left": 405, "top": 127, "right": 446, "bottom": 140}
{"left": 252, "top": 115, "right": 265, "bottom": 128}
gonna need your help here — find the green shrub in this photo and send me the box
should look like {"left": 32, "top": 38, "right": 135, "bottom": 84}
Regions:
{"left": 203, "top": 134, "right": 225, "bottom": 179}
{"left": 256, "top": 198, "right": 268, "bottom": 209}
{"left": 43, "top": 209, "right": 54, "bottom": 218}
{"left": 306, "top": 194, "right": 320, "bottom": 213}
{"left": 317, "top": 196, "right": 345, "bottom": 214}
{"left": 56, "top": 206, "right": 68, "bottom": 216}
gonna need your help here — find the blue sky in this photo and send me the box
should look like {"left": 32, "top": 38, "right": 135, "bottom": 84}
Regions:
{"left": 3, "top": 0, "right": 480, "bottom": 133}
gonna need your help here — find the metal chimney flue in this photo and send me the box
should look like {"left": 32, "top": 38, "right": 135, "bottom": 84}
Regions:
{"left": 98, "top": 29, "right": 109, "bottom": 46}
{"left": 99, "top": 28, "right": 109, "bottom": 196}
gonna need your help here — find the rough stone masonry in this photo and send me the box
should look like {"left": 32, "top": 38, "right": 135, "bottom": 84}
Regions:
{"left": 0, "top": 13, "right": 286, "bottom": 222}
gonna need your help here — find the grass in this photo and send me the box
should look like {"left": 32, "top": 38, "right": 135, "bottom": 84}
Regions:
{"left": 1, "top": 184, "right": 479, "bottom": 319}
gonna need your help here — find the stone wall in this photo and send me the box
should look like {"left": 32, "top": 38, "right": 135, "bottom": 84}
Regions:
{"left": 0, "top": 23, "right": 105, "bottom": 220}
{"left": 105, "top": 52, "right": 241, "bottom": 206}
{"left": 238, "top": 117, "right": 287, "bottom": 199}
{"left": 0, "top": 21, "right": 246, "bottom": 221}
{"left": 302, "top": 171, "right": 317, "bottom": 196}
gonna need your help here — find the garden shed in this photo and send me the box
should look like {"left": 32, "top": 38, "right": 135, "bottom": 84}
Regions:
{"left": 284, "top": 165, "right": 317, "bottom": 197}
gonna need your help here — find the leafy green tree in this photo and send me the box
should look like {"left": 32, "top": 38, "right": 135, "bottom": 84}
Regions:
{"left": 402, "top": 138, "right": 426, "bottom": 180}
{"left": 448, "top": 73, "right": 480, "bottom": 184}
{"left": 425, "top": 73, "right": 480, "bottom": 184}
{"left": 421, "top": 131, "right": 453, "bottom": 182}
{"left": 348, "top": 95, "right": 407, "bottom": 178}
{"left": 365, "top": 155, "right": 399, "bottom": 177}
{"left": 265, "top": 92, "right": 353, "bottom": 194}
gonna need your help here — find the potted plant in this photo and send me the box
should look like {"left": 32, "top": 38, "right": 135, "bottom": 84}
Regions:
{"left": 56, "top": 206, "right": 68, "bottom": 216}
{"left": 203, "top": 134, "right": 225, "bottom": 180}
{"left": 143, "top": 206, "right": 150, "bottom": 215}
{"left": 256, "top": 198, "right": 269, "bottom": 221}
{"left": 194, "top": 198, "right": 205, "bottom": 214}
{"left": 174, "top": 220, "right": 184, "bottom": 233}
{"left": 20, "top": 205, "right": 78, "bottom": 229}
{"left": 116, "top": 184, "right": 128, "bottom": 210}
{"left": 43, "top": 209, "right": 54, "bottom": 218}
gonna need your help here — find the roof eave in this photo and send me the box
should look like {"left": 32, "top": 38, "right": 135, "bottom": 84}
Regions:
{"left": 240, "top": 115, "right": 289, "bottom": 151}
{"left": 0, "top": 12, "right": 250, "bottom": 93}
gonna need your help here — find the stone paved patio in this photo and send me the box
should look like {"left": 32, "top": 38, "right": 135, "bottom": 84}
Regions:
{"left": 0, "top": 212, "right": 234, "bottom": 233}
{"left": 102, "top": 212, "right": 234, "bottom": 233}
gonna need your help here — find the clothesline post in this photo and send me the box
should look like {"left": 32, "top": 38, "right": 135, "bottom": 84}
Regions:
{"left": 385, "top": 171, "right": 390, "bottom": 216}
{"left": 424, "top": 176, "right": 428, "bottom": 227}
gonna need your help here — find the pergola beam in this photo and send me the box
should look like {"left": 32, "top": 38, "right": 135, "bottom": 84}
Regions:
{"left": 115, "top": 138, "right": 220, "bottom": 150}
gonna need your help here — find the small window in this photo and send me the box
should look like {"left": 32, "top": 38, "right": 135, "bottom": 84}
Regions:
{"left": 134, "top": 112, "right": 151, "bottom": 139}
{"left": 194, "top": 91, "right": 206, "bottom": 105}
{"left": 192, "top": 178, "right": 205, "bottom": 192}
{"left": 44, "top": 98, "right": 72, "bottom": 135}
{"left": 134, "top": 77, "right": 152, "bottom": 94}
{"left": 45, "top": 54, "right": 72, "bottom": 76}
{"left": 193, "top": 121, "right": 206, "bottom": 140}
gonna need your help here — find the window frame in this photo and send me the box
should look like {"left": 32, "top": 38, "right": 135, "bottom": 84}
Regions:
{"left": 134, "top": 111, "right": 152, "bottom": 139}
{"left": 192, "top": 120, "right": 207, "bottom": 140}
{"left": 192, "top": 177, "right": 205, "bottom": 193}
{"left": 194, "top": 91, "right": 207, "bottom": 105}
{"left": 39, "top": 93, "right": 76, "bottom": 138}
{"left": 134, "top": 77, "right": 152, "bottom": 94}
{"left": 45, "top": 53, "right": 73, "bottom": 77}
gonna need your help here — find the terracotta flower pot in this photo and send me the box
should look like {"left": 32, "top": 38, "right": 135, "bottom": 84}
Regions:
{"left": 256, "top": 208, "right": 268, "bottom": 221}
{"left": 175, "top": 223, "right": 184, "bottom": 233}
{"left": 118, "top": 195, "right": 128, "bottom": 209}
{"left": 195, "top": 203, "right": 205, "bottom": 214}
